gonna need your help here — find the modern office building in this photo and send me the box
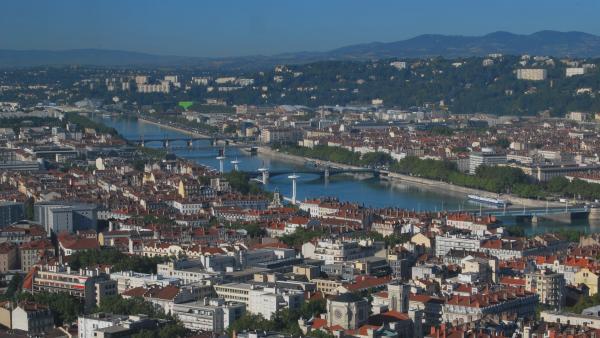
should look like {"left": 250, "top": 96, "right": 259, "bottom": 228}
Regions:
{"left": 0, "top": 201, "right": 24, "bottom": 227}
{"left": 214, "top": 282, "right": 304, "bottom": 319}
{"left": 171, "top": 298, "right": 245, "bottom": 333}
{"left": 34, "top": 201, "right": 97, "bottom": 234}
{"left": 468, "top": 149, "right": 507, "bottom": 174}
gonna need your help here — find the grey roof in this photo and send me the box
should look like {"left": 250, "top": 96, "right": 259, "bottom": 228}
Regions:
{"left": 331, "top": 292, "right": 363, "bottom": 303}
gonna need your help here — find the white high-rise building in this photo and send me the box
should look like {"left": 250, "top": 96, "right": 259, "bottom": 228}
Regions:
{"left": 566, "top": 67, "right": 586, "bottom": 77}
{"left": 516, "top": 68, "right": 547, "bottom": 81}
{"left": 469, "top": 148, "right": 507, "bottom": 174}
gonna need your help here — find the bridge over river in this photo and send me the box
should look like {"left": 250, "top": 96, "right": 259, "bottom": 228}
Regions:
{"left": 458, "top": 205, "right": 596, "bottom": 223}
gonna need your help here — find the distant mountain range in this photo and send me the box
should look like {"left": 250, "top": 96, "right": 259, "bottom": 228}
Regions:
{"left": 2, "top": 31, "right": 600, "bottom": 69}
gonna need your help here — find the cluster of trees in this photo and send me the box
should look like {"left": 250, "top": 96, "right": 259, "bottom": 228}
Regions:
{"left": 91, "top": 296, "right": 189, "bottom": 337}
{"left": 131, "top": 324, "right": 189, "bottom": 338}
{"left": 505, "top": 226, "right": 582, "bottom": 241}
{"left": 223, "top": 171, "right": 264, "bottom": 195}
{"left": 1, "top": 114, "right": 118, "bottom": 139}
{"left": 228, "top": 222, "right": 267, "bottom": 238}
{"left": 95, "top": 295, "right": 169, "bottom": 319}
{"left": 69, "top": 248, "right": 167, "bottom": 274}
{"left": 280, "top": 228, "right": 325, "bottom": 247}
{"left": 545, "top": 176, "right": 600, "bottom": 201}
{"left": 228, "top": 299, "right": 328, "bottom": 337}
{"left": 64, "top": 112, "right": 119, "bottom": 136}
{"left": 0, "top": 274, "right": 23, "bottom": 302}
{"left": 279, "top": 144, "right": 600, "bottom": 201}
{"left": 391, "top": 156, "right": 535, "bottom": 195}
{"left": 566, "top": 292, "right": 600, "bottom": 314}
{"left": 187, "top": 103, "right": 235, "bottom": 114}
{"left": 364, "top": 231, "right": 411, "bottom": 248}
{"left": 19, "top": 292, "right": 83, "bottom": 325}
{"left": 0, "top": 274, "right": 81, "bottom": 326}
{"left": 1, "top": 117, "right": 63, "bottom": 134}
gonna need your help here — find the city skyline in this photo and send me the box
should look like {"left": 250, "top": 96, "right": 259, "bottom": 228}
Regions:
{"left": 1, "top": 0, "right": 600, "bottom": 57}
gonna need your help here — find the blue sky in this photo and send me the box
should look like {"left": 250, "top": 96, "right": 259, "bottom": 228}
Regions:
{"left": 1, "top": 0, "right": 598, "bottom": 57}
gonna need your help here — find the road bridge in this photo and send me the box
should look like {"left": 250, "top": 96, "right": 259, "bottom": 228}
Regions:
{"left": 456, "top": 205, "right": 593, "bottom": 223}
{"left": 245, "top": 166, "right": 379, "bottom": 185}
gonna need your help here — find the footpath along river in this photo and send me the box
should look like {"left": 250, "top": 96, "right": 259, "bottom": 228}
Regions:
{"left": 97, "top": 116, "right": 600, "bottom": 235}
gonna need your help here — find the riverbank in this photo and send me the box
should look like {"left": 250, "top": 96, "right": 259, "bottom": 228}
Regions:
{"left": 134, "top": 116, "right": 560, "bottom": 209}
{"left": 258, "top": 146, "right": 561, "bottom": 209}
{"left": 138, "top": 116, "right": 212, "bottom": 138}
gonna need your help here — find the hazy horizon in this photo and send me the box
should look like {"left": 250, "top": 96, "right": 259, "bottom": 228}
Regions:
{"left": 1, "top": 0, "right": 599, "bottom": 58}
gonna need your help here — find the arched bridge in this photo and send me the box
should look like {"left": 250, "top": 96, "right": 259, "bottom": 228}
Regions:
{"left": 130, "top": 136, "right": 253, "bottom": 148}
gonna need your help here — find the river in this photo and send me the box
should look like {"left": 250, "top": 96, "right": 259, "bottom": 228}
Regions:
{"left": 97, "top": 116, "right": 600, "bottom": 235}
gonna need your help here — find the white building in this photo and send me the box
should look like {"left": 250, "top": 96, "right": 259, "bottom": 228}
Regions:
{"left": 110, "top": 270, "right": 180, "bottom": 294}
{"left": 78, "top": 313, "right": 162, "bottom": 338}
{"left": 566, "top": 67, "right": 586, "bottom": 77}
{"left": 435, "top": 234, "right": 482, "bottom": 257}
{"left": 469, "top": 149, "right": 507, "bottom": 174}
{"left": 298, "top": 200, "right": 339, "bottom": 217}
{"left": 12, "top": 303, "right": 54, "bottom": 334}
{"left": 525, "top": 271, "right": 565, "bottom": 307}
{"left": 390, "top": 61, "right": 407, "bottom": 70}
{"left": 214, "top": 283, "right": 304, "bottom": 319}
{"left": 516, "top": 68, "right": 547, "bottom": 81}
{"left": 172, "top": 298, "right": 245, "bottom": 333}
{"left": 305, "top": 239, "right": 380, "bottom": 265}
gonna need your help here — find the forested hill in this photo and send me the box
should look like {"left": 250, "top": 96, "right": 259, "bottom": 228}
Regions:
{"left": 198, "top": 56, "right": 600, "bottom": 116}
{"left": 4, "top": 55, "right": 600, "bottom": 116}
{"left": 327, "top": 31, "right": 600, "bottom": 59}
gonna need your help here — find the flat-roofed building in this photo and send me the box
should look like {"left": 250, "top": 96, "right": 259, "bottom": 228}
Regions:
{"left": 469, "top": 149, "right": 507, "bottom": 174}
{"left": 0, "top": 202, "right": 23, "bottom": 227}
{"left": 171, "top": 298, "right": 245, "bottom": 333}
{"left": 214, "top": 282, "right": 304, "bottom": 319}
{"left": 525, "top": 271, "right": 565, "bottom": 307}
{"left": 27, "top": 264, "right": 117, "bottom": 310}
{"left": 516, "top": 68, "right": 547, "bottom": 81}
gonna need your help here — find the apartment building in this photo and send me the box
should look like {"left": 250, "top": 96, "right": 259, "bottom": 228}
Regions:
{"left": 0, "top": 242, "right": 17, "bottom": 272}
{"left": 214, "top": 282, "right": 304, "bottom": 319}
{"left": 28, "top": 264, "right": 117, "bottom": 310}
{"left": 304, "top": 239, "right": 381, "bottom": 265}
{"left": 19, "top": 239, "right": 54, "bottom": 272}
{"left": 12, "top": 302, "right": 54, "bottom": 334}
{"left": 435, "top": 234, "right": 482, "bottom": 257}
{"left": 171, "top": 298, "right": 245, "bottom": 333}
{"left": 109, "top": 270, "right": 180, "bottom": 294}
{"left": 566, "top": 67, "right": 586, "bottom": 77}
{"left": 259, "top": 127, "right": 302, "bottom": 144}
{"left": 468, "top": 149, "right": 507, "bottom": 174}
{"left": 516, "top": 68, "right": 547, "bottom": 81}
{"left": 525, "top": 271, "right": 565, "bottom": 307}
{"left": 442, "top": 288, "right": 537, "bottom": 323}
